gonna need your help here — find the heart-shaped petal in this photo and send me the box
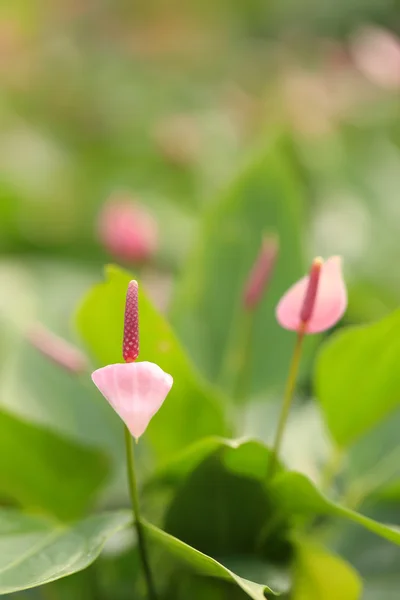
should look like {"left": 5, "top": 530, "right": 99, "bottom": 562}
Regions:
{"left": 92, "top": 361, "right": 173, "bottom": 439}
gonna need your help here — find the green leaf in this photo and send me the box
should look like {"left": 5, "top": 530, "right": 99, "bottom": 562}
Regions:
{"left": 147, "top": 439, "right": 288, "bottom": 597}
{"left": 272, "top": 471, "right": 400, "bottom": 546}
{"left": 150, "top": 436, "right": 277, "bottom": 486}
{"left": 332, "top": 502, "right": 400, "bottom": 600}
{"left": 0, "top": 259, "right": 122, "bottom": 462}
{"left": 161, "top": 439, "right": 291, "bottom": 572}
{"left": 1, "top": 339, "right": 122, "bottom": 461}
{"left": 75, "top": 265, "right": 229, "bottom": 459}
{"left": 144, "top": 521, "right": 279, "bottom": 600}
{"left": 315, "top": 309, "right": 400, "bottom": 447}
{"left": 171, "top": 138, "right": 307, "bottom": 399}
{"left": 0, "top": 409, "right": 108, "bottom": 520}
{"left": 0, "top": 508, "right": 131, "bottom": 594}
{"left": 293, "top": 540, "right": 362, "bottom": 600}
{"left": 344, "top": 408, "right": 400, "bottom": 504}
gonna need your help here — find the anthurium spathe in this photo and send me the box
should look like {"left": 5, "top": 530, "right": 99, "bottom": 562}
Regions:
{"left": 91, "top": 280, "right": 173, "bottom": 441}
{"left": 92, "top": 361, "right": 173, "bottom": 440}
{"left": 276, "top": 256, "right": 347, "bottom": 334}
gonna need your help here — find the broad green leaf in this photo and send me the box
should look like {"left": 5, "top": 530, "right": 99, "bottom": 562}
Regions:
{"left": 0, "top": 409, "right": 108, "bottom": 520}
{"left": 315, "top": 309, "right": 400, "bottom": 447}
{"left": 149, "top": 436, "right": 277, "bottom": 487}
{"left": 165, "top": 572, "right": 257, "bottom": 600}
{"left": 293, "top": 540, "right": 362, "bottom": 600}
{"left": 344, "top": 408, "right": 400, "bottom": 505}
{"left": 163, "top": 440, "right": 291, "bottom": 567}
{"left": 1, "top": 340, "right": 122, "bottom": 462}
{"left": 272, "top": 471, "right": 400, "bottom": 546}
{"left": 171, "top": 138, "right": 307, "bottom": 399}
{"left": 0, "top": 508, "right": 131, "bottom": 594}
{"left": 144, "top": 521, "right": 279, "bottom": 599}
{"left": 0, "top": 259, "right": 122, "bottom": 462}
{"left": 75, "top": 265, "right": 229, "bottom": 459}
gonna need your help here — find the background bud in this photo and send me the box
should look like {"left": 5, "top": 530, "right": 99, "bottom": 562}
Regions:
{"left": 97, "top": 194, "right": 158, "bottom": 263}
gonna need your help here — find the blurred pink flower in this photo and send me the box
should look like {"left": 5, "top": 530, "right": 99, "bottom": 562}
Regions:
{"left": 350, "top": 26, "right": 400, "bottom": 90}
{"left": 92, "top": 361, "right": 173, "bottom": 440}
{"left": 92, "top": 279, "right": 173, "bottom": 439}
{"left": 243, "top": 234, "right": 279, "bottom": 310}
{"left": 27, "top": 323, "right": 88, "bottom": 374}
{"left": 97, "top": 195, "right": 158, "bottom": 263}
{"left": 276, "top": 256, "right": 347, "bottom": 334}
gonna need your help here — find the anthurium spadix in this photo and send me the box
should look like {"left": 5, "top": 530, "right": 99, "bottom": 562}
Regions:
{"left": 91, "top": 280, "right": 173, "bottom": 440}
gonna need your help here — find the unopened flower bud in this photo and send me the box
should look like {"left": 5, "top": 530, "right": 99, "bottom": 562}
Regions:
{"left": 27, "top": 323, "right": 88, "bottom": 374}
{"left": 97, "top": 194, "right": 158, "bottom": 263}
{"left": 243, "top": 234, "right": 279, "bottom": 310}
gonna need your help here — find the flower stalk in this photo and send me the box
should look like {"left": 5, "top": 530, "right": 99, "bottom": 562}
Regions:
{"left": 268, "top": 323, "right": 306, "bottom": 477}
{"left": 269, "top": 258, "right": 324, "bottom": 477}
{"left": 124, "top": 426, "right": 157, "bottom": 600}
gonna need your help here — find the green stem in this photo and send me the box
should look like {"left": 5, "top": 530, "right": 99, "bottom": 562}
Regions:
{"left": 124, "top": 426, "right": 157, "bottom": 600}
{"left": 269, "top": 330, "right": 305, "bottom": 478}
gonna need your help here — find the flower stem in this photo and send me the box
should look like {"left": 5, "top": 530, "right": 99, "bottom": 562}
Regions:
{"left": 124, "top": 426, "right": 157, "bottom": 600}
{"left": 269, "top": 329, "right": 305, "bottom": 478}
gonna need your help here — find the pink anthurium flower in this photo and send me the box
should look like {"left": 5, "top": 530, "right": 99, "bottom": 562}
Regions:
{"left": 276, "top": 256, "right": 347, "bottom": 334}
{"left": 91, "top": 280, "right": 173, "bottom": 440}
{"left": 92, "top": 361, "right": 173, "bottom": 440}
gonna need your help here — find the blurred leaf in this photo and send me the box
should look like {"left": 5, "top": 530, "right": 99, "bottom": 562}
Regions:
{"left": 164, "top": 572, "right": 254, "bottom": 600}
{"left": 0, "top": 259, "right": 123, "bottom": 495}
{"left": 332, "top": 501, "right": 400, "bottom": 600}
{"left": 144, "top": 521, "right": 279, "bottom": 600}
{"left": 0, "top": 508, "right": 131, "bottom": 594}
{"left": 150, "top": 436, "right": 276, "bottom": 486}
{"left": 315, "top": 309, "right": 400, "bottom": 447}
{"left": 171, "top": 137, "right": 308, "bottom": 399}
{"left": 1, "top": 340, "right": 122, "bottom": 461}
{"left": 344, "top": 408, "right": 400, "bottom": 505}
{"left": 293, "top": 540, "right": 362, "bottom": 600}
{"left": 272, "top": 471, "right": 400, "bottom": 546}
{"left": 75, "top": 265, "right": 230, "bottom": 460}
{"left": 0, "top": 409, "right": 108, "bottom": 520}
{"left": 161, "top": 439, "right": 292, "bottom": 572}
{"left": 164, "top": 442, "right": 271, "bottom": 555}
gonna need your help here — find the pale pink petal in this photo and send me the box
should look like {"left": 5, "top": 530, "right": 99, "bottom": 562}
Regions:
{"left": 91, "top": 361, "right": 173, "bottom": 439}
{"left": 276, "top": 256, "right": 347, "bottom": 334}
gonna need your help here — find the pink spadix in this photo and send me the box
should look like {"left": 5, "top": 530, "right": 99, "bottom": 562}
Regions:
{"left": 91, "top": 280, "right": 173, "bottom": 440}
{"left": 276, "top": 256, "right": 347, "bottom": 333}
{"left": 243, "top": 234, "right": 279, "bottom": 310}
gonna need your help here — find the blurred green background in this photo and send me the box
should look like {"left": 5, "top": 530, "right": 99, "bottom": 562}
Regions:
{"left": 1, "top": 1, "right": 400, "bottom": 598}
{"left": 1, "top": 0, "right": 400, "bottom": 331}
